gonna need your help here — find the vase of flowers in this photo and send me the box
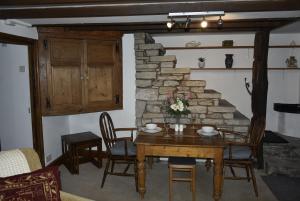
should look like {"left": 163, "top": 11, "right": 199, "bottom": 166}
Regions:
{"left": 166, "top": 96, "right": 191, "bottom": 131}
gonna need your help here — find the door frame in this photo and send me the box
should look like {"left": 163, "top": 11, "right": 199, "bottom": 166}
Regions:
{"left": 0, "top": 32, "right": 45, "bottom": 166}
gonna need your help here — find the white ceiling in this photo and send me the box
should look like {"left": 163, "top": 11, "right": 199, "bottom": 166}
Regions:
{"left": 6, "top": 10, "right": 300, "bottom": 33}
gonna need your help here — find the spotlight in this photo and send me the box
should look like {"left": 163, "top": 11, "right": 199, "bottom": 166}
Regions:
{"left": 167, "top": 18, "right": 175, "bottom": 29}
{"left": 200, "top": 17, "right": 208, "bottom": 28}
{"left": 217, "top": 16, "right": 223, "bottom": 27}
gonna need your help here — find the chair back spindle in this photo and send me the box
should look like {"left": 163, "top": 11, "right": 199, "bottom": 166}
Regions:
{"left": 99, "top": 112, "right": 116, "bottom": 154}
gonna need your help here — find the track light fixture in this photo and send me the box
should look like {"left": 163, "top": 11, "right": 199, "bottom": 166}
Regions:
{"left": 166, "top": 18, "right": 175, "bottom": 29}
{"left": 200, "top": 17, "right": 208, "bottom": 28}
{"left": 166, "top": 11, "right": 225, "bottom": 30}
{"left": 217, "top": 16, "right": 224, "bottom": 28}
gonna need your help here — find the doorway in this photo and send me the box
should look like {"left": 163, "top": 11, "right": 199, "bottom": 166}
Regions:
{"left": 0, "top": 43, "right": 33, "bottom": 150}
{"left": 0, "top": 32, "right": 44, "bottom": 165}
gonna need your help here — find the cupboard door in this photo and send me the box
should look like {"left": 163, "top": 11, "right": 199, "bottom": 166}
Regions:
{"left": 47, "top": 38, "right": 84, "bottom": 114}
{"left": 85, "top": 40, "right": 122, "bottom": 111}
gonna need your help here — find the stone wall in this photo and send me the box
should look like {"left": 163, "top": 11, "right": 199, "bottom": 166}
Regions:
{"left": 135, "top": 33, "right": 250, "bottom": 132}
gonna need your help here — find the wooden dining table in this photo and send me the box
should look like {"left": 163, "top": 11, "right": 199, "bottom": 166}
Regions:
{"left": 135, "top": 125, "right": 225, "bottom": 201}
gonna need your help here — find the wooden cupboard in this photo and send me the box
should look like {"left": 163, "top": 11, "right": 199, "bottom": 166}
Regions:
{"left": 38, "top": 28, "right": 122, "bottom": 115}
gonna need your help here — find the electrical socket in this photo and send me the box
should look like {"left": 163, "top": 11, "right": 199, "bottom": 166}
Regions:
{"left": 46, "top": 154, "right": 52, "bottom": 162}
{"left": 19, "top": 66, "right": 25, "bottom": 72}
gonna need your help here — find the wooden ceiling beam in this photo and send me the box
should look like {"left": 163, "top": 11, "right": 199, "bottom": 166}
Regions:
{"left": 0, "top": 0, "right": 300, "bottom": 19}
{"left": 36, "top": 18, "right": 296, "bottom": 34}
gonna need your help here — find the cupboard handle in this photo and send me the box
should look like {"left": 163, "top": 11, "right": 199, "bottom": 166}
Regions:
{"left": 46, "top": 97, "right": 51, "bottom": 108}
{"left": 115, "top": 95, "right": 120, "bottom": 104}
{"left": 85, "top": 76, "right": 89, "bottom": 80}
{"left": 43, "top": 40, "right": 48, "bottom": 49}
{"left": 80, "top": 76, "right": 84, "bottom": 80}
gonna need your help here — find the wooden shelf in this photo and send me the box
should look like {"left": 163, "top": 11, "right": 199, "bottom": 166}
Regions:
{"left": 165, "top": 45, "right": 300, "bottom": 50}
{"left": 268, "top": 68, "right": 300, "bottom": 70}
{"left": 191, "top": 68, "right": 250, "bottom": 70}
{"left": 165, "top": 46, "right": 253, "bottom": 50}
{"left": 269, "top": 45, "right": 300, "bottom": 48}
{"left": 190, "top": 67, "right": 300, "bottom": 71}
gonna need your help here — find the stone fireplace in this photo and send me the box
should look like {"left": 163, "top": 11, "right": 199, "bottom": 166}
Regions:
{"left": 135, "top": 33, "right": 250, "bottom": 132}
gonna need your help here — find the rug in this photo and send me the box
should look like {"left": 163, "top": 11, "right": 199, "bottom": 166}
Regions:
{"left": 263, "top": 131, "right": 289, "bottom": 143}
{"left": 262, "top": 174, "right": 300, "bottom": 201}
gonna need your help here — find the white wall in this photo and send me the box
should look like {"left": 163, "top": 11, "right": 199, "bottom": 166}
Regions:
{"left": 0, "top": 20, "right": 38, "bottom": 39}
{"left": 0, "top": 44, "right": 33, "bottom": 150}
{"left": 154, "top": 33, "right": 300, "bottom": 138}
{"left": 42, "top": 116, "right": 70, "bottom": 165}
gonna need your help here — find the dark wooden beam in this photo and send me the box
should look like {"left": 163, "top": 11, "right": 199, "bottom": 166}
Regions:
{"left": 250, "top": 30, "right": 269, "bottom": 168}
{"left": 36, "top": 18, "right": 296, "bottom": 34}
{"left": 252, "top": 30, "right": 269, "bottom": 118}
{"left": 0, "top": 0, "right": 300, "bottom": 19}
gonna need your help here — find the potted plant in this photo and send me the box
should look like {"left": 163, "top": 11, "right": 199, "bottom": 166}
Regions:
{"left": 198, "top": 57, "right": 205, "bottom": 68}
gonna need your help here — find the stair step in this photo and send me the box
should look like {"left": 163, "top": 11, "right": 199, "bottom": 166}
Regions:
{"left": 196, "top": 89, "right": 221, "bottom": 99}
{"left": 224, "top": 111, "right": 250, "bottom": 126}
{"left": 150, "top": 55, "right": 176, "bottom": 62}
{"left": 208, "top": 99, "right": 235, "bottom": 113}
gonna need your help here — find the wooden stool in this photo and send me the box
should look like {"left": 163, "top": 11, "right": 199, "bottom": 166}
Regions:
{"left": 61, "top": 132, "right": 102, "bottom": 174}
{"left": 168, "top": 157, "right": 196, "bottom": 201}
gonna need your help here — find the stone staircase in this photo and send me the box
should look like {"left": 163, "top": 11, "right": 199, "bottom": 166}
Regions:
{"left": 135, "top": 33, "right": 250, "bottom": 133}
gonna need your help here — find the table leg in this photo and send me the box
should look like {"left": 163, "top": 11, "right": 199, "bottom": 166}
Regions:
{"left": 75, "top": 146, "right": 79, "bottom": 174}
{"left": 97, "top": 141, "right": 102, "bottom": 168}
{"left": 137, "top": 145, "right": 146, "bottom": 199}
{"left": 213, "top": 149, "right": 223, "bottom": 201}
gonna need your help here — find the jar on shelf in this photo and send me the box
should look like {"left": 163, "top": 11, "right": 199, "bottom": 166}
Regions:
{"left": 225, "top": 54, "right": 234, "bottom": 68}
{"left": 198, "top": 57, "right": 205, "bottom": 68}
{"left": 286, "top": 56, "right": 298, "bottom": 68}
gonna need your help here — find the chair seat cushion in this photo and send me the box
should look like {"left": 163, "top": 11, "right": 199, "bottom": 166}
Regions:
{"left": 169, "top": 157, "right": 196, "bottom": 165}
{"left": 223, "top": 145, "right": 252, "bottom": 159}
{"left": 111, "top": 141, "right": 136, "bottom": 156}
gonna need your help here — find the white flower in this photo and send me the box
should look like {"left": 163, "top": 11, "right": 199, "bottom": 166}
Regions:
{"left": 178, "top": 104, "right": 184, "bottom": 112}
{"left": 170, "top": 104, "right": 178, "bottom": 111}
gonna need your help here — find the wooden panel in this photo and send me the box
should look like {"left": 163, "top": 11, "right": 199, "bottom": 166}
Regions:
{"left": 87, "top": 65, "right": 113, "bottom": 102}
{"left": 87, "top": 41, "right": 114, "bottom": 65}
{"left": 47, "top": 38, "right": 84, "bottom": 113}
{"left": 85, "top": 40, "right": 116, "bottom": 109}
{"left": 50, "top": 39, "right": 81, "bottom": 66}
{"left": 51, "top": 66, "right": 82, "bottom": 105}
{"left": 144, "top": 145, "right": 220, "bottom": 158}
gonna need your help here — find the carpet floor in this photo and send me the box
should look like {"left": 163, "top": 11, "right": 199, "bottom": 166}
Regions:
{"left": 60, "top": 161, "right": 278, "bottom": 201}
{"left": 262, "top": 175, "right": 300, "bottom": 201}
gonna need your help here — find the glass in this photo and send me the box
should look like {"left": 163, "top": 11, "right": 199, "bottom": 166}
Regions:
{"left": 161, "top": 102, "right": 171, "bottom": 138}
{"left": 191, "top": 114, "right": 197, "bottom": 129}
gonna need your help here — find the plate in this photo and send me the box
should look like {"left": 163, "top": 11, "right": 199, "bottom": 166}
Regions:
{"left": 141, "top": 127, "right": 162, "bottom": 133}
{"left": 197, "top": 129, "right": 219, "bottom": 136}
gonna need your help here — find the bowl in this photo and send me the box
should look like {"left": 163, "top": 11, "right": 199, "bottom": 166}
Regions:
{"left": 146, "top": 123, "right": 157, "bottom": 130}
{"left": 201, "top": 126, "right": 214, "bottom": 133}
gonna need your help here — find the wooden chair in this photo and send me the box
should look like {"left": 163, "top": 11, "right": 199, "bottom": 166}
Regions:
{"left": 99, "top": 112, "right": 138, "bottom": 191}
{"left": 221, "top": 118, "right": 266, "bottom": 197}
{"left": 168, "top": 157, "right": 196, "bottom": 201}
